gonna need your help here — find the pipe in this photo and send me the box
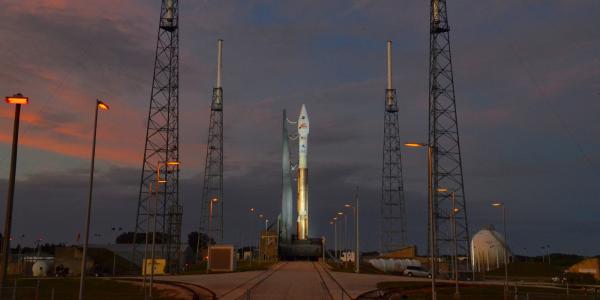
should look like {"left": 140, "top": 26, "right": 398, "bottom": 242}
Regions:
{"left": 216, "top": 39, "right": 223, "bottom": 88}
{"left": 386, "top": 41, "right": 392, "bottom": 90}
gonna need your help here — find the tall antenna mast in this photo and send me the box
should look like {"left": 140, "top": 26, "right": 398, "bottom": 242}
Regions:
{"left": 199, "top": 39, "right": 225, "bottom": 245}
{"left": 132, "top": 0, "right": 181, "bottom": 273}
{"left": 428, "top": 0, "right": 470, "bottom": 264}
{"left": 381, "top": 40, "right": 408, "bottom": 252}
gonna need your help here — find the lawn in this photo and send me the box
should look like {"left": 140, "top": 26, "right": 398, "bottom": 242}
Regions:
{"left": 375, "top": 281, "right": 598, "bottom": 300}
{"left": 6, "top": 278, "right": 174, "bottom": 300}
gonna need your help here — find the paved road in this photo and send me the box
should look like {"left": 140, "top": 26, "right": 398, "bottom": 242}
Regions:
{"left": 249, "top": 262, "right": 332, "bottom": 300}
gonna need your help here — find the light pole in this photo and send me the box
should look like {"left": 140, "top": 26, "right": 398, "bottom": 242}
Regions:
{"left": 78, "top": 99, "right": 109, "bottom": 300}
{"left": 337, "top": 212, "right": 346, "bottom": 262}
{"left": 208, "top": 198, "right": 219, "bottom": 241}
{"left": 332, "top": 217, "right": 338, "bottom": 260}
{"left": 546, "top": 245, "right": 550, "bottom": 265}
{"left": 405, "top": 142, "right": 436, "bottom": 300}
{"left": 345, "top": 190, "right": 360, "bottom": 273}
{"left": 111, "top": 226, "right": 122, "bottom": 277}
{"left": 493, "top": 202, "right": 509, "bottom": 300}
{"left": 438, "top": 188, "right": 460, "bottom": 298}
{"left": 149, "top": 161, "right": 179, "bottom": 297}
{"left": 0, "top": 94, "right": 29, "bottom": 287}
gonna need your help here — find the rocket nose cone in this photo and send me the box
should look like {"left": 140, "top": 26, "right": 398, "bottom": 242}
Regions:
{"left": 299, "top": 104, "right": 309, "bottom": 122}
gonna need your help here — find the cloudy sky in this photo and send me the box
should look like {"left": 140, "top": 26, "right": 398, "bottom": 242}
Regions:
{"left": 0, "top": 0, "right": 598, "bottom": 256}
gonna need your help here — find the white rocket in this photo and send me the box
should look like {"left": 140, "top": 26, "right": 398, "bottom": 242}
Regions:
{"left": 297, "top": 104, "right": 309, "bottom": 240}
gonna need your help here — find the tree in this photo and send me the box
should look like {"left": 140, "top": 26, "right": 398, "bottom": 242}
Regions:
{"left": 187, "top": 231, "right": 214, "bottom": 252}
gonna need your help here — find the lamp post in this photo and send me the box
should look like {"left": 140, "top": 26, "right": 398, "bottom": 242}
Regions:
{"left": 148, "top": 161, "right": 179, "bottom": 297}
{"left": 337, "top": 212, "right": 346, "bottom": 262}
{"left": 78, "top": 99, "right": 109, "bottom": 300}
{"left": 208, "top": 198, "right": 219, "bottom": 241}
{"left": 345, "top": 190, "right": 360, "bottom": 273}
{"left": 332, "top": 217, "right": 338, "bottom": 259}
{"left": 111, "top": 226, "right": 122, "bottom": 277}
{"left": 405, "top": 142, "right": 436, "bottom": 300}
{"left": 437, "top": 188, "right": 460, "bottom": 298}
{"left": 0, "top": 94, "right": 29, "bottom": 287}
{"left": 492, "top": 202, "right": 508, "bottom": 300}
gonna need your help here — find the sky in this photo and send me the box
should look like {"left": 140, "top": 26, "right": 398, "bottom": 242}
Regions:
{"left": 0, "top": 0, "right": 598, "bottom": 256}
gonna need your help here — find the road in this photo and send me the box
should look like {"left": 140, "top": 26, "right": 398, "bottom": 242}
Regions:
{"left": 248, "top": 262, "right": 332, "bottom": 300}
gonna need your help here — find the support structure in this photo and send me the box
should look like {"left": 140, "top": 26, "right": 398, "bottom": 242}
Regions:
{"left": 428, "top": 0, "right": 470, "bottom": 263}
{"left": 381, "top": 40, "right": 407, "bottom": 252}
{"left": 280, "top": 110, "right": 293, "bottom": 243}
{"left": 132, "top": 0, "right": 181, "bottom": 273}
{"left": 199, "top": 39, "right": 224, "bottom": 244}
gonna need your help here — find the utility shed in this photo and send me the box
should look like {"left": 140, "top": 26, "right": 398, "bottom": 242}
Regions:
{"left": 568, "top": 258, "right": 600, "bottom": 280}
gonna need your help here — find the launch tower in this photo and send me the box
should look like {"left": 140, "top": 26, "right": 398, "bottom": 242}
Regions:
{"left": 381, "top": 41, "right": 408, "bottom": 252}
{"left": 132, "top": 0, "right": 182, "bottom": 273}
{"left": 199, "top": 40, "right": 225, "bottom": 244}
{"left": 428, "top": 0, "right": 470, "bottom": 261}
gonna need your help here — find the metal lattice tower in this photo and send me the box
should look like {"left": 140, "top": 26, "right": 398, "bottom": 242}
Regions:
{"left": 381, "top": 41, "right": 407, "bottom": 252}
{"left": 428, "top": 0, "right": 470, "bottom": 260}
{"left": 132, "top": 0, "right": 181, "bottom": 273}
{"left": 199, "top": 40, "right": 224, "bottom": 244}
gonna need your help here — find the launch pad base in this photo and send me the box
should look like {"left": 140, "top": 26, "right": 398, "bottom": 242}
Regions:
{"left": 279, "top": 238, "right": 322, "bottom": 261}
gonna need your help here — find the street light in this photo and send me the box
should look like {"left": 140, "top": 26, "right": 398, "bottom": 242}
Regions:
{"left": 78, "top": 99, "right": 108, "bottom": 300}
{"left": 111, "top": 226, "right": 123, "bottom": 277}
{"left": 492, "top": 202, "right": 509, "bottom": 300}
{"left": 337, "top": 212, "right": 346, "bottom": 261}
{"left": 332, "top": 217, "right": 338, "bottom": 259}
{"left": 404, "top": 142, "right": 436, "bottom": 300}
{"left": 0, "top": 94, "right": 29, "bottom": 287}
{"left": 437, "top": 188, "right": 460, "bottom": 298}
{"left": 148, "top": 160, "right": 179, "bottom": 296}
{"left": 344, "top": 190, "right": 360, "bottom": 273}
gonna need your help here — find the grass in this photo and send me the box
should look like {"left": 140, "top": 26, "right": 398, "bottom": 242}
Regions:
{"left": 375, "top": 281, "right": 597, "bottom": 300}
{"left": 7, "top": 278, "right": 173, "bottom": 300}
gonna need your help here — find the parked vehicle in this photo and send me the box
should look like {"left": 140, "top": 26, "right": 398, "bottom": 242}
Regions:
{"left": 403, "top": 266, "right": 432, "bottom": 278}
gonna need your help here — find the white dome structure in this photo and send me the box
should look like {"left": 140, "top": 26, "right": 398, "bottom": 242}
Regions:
{"left": 471, "top": 226, "right": 511, "bottom": 272}
{"left": 32, "top": 260, "right": 50, "bottom": 277}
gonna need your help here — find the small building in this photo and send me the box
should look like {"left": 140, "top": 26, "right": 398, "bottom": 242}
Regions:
{"left": 568, "top": 258, "right": 600, "bottom": 280}
{"left": 259, "top": 230, "right": 278, "bottom": 260}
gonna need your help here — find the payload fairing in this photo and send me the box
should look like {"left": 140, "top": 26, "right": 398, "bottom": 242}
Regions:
{"left": 297, "top": 104, "right": 309, "bottom": 240}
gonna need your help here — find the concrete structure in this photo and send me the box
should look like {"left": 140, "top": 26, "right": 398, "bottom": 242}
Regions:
{"left": 568, "top": 258, "right": 600, "bottom": 280}
{"left": 471, "top": 226, "right": 511, "bottom": 272}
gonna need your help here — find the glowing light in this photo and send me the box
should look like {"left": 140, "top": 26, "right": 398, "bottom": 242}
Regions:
{"left": 404, "top": 142, "right": 427, "bottom": 148}
{"left": 436, "top": 188, "right": 449, "bottom": 193}
{"left": 97, "top": 100, "right": 109, "bottom": 110}
{"left": 5, "top": 94, "right": 29, "bottom": 105}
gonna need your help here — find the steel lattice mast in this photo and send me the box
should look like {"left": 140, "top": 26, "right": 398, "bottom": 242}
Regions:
{"left": 132, "top": 0, "right": 181, "bottom": 273}
{"left": 428, "top": 0, "right": 470, "bottom": 261}
{"left": 381, "top": 41, "right": 407, "bottom": 252}
{"left": 199, "top": 39, "right": 224, "bottom": 244}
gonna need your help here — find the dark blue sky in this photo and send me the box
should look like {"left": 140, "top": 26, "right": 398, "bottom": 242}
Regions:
{"left": 0, "top": 1, "right": 598, "bottom": 256}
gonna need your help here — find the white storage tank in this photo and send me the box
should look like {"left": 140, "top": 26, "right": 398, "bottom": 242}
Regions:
{"left": 471, "top": 226, "right": 511, "bottom": 272}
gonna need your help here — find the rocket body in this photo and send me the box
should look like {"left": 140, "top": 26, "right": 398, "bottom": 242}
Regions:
{"left": 297, "top": 104, "right": 309, "bottom": 240}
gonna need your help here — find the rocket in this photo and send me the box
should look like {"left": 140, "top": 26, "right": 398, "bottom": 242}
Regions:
{"left": 297, "top": 104, "right": 309, "bottom": 240}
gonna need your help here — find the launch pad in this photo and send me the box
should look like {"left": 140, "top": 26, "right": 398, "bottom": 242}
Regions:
{"left": 279, "top": 237, "right": 322, "bottom": 261}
